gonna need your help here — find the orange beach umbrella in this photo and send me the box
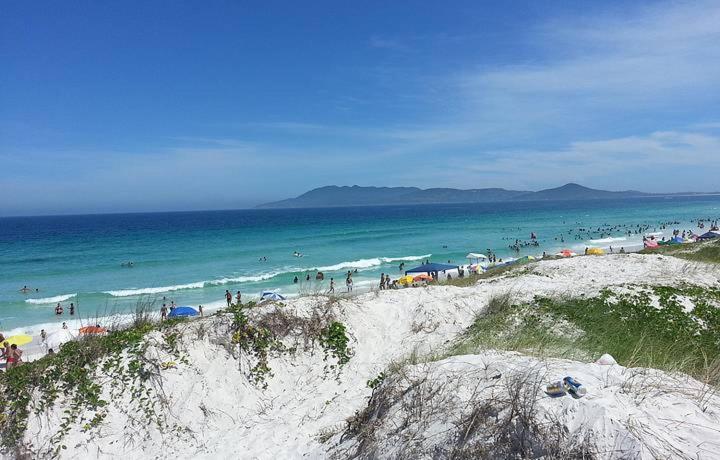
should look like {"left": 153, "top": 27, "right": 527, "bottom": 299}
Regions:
{"left": 79, "top": 326, "right": 107, "bottom": 335}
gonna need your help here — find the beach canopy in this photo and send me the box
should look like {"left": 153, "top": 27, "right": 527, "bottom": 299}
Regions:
{"left": 405, "top": 262, "right": 458, "bottom": 274}
{"left": 79, "top": 326, "right": 107, "bottom": 335}
{"left": 671, "top": 236, "right": 684, "bottom": 243}
{"left": 557, "top": 249, "right": 577, "bottom": 257}
{"left": 168, "top": 306, "right": 199, "bottom": 317}
{"left": 0, "top": 335, "right": 32, "bottom": 348}
{"left": 698, "top": 231, "right": 720, "bottom": 240}
{"left": 261, "top": 291, "right": 286, "bottom": 301}
{"left": 465, "top": 253, "right": 488, "bottom": 260}
{"left": 587, "top": 248, "right": 605, "bottom": 255}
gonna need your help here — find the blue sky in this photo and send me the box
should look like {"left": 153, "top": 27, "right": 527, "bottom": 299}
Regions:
{"left": 1, "top": 0, "right": 719, "bottom": 215}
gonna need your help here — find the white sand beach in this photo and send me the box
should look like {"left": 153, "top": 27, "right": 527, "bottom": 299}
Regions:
{"left": 10, "top": 253, "right": 720, "bottom": 459}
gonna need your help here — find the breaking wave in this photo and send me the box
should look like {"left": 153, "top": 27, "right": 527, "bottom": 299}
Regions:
{"left": 26, "top": 293, "right": 77, "bottom": 305}
{"left": 103, "top": 254, "right": 431, "bottom": 297}
{"left": 588, "top": 237, "right": 628, "bottom": 244}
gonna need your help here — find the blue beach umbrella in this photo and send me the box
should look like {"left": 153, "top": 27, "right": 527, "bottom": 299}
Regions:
{"left": 261, "top": 291, "right": 286, "bottom": 301}
{"left": 168, "top": 306, "right": 199, "bottom": 318}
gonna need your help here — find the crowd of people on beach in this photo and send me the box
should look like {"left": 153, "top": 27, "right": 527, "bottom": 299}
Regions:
{"left": 8, "top": 214, "right": 717, "bottom": 373}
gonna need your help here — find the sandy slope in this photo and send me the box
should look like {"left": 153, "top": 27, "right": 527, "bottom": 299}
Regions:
{"left": 20, "top": 254, "right": 720, "bottom": 459}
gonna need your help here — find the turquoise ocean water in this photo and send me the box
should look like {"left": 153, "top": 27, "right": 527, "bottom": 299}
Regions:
{"left": 1, "top": 196, "right": 719, "bottom": 333}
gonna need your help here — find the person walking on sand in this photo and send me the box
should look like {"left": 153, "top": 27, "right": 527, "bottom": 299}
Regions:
{"left": 346, "top": 274, "right": 353, "bottom": 292}
{"left": 161, "top": 304, "right": 168, "bottom": 321}
{"left": 329, "top": 278, "right": 335, "bottom": 294}
{"left": 225, "top": 290, "right": 232, "bottom": 307}
{"left": 199, "top": 305, "right": 204, "bottom": 317}
{"left": 236, "top": 290, "right": 242, "bottom": 305}
{"left": 40, "top": 329, "right": 48, "bottom": 349}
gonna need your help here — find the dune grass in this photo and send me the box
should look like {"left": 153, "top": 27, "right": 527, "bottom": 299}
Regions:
{"left": 640, "top": 239, "right": 720, "bottom": 264}
{"left": 451, "top": 286, "right": 720, "bottom": 384}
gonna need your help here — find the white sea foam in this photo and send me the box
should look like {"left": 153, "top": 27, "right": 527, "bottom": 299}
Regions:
{"left": 25, "top": 293, "right": 77, "bottom": 305}
{"left": 207, "top": 272, "right": 284, "bottom": 285}
{"left": 313, "top": 254, "right": 431, "bottom": 272}
{"left": 588, "top": 237, "right": 628, "bottom": 244}
{"left": 103, "top": 255, "right": 432, "bottom": 297}
{"left": 104, "top": 282, "right": 205, "bottom": 297}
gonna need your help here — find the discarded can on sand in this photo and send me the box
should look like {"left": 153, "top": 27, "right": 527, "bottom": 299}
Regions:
{"left": 563, "top": 376, "right": 587, "bottom": 398}
{"left": 545, "top": 380, "right": 567, "bottom": 397}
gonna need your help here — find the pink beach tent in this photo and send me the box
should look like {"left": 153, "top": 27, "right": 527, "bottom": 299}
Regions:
{"left": 644, "top": 239, "right": 659, "bottom": 249}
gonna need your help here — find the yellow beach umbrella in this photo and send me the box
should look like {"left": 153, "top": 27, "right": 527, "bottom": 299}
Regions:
{"left": 0, "top": 335, "right": 33, "bottom": 348}
{"left": 399, "top": 275, "right": 415, "bottom": 285}
{"left": 587, "top": 248, "right": 605, "bottom": 255}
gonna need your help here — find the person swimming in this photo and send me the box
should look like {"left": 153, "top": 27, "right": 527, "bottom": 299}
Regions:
{"left": 19, "top": 285, "right": 30, "bottom": 293}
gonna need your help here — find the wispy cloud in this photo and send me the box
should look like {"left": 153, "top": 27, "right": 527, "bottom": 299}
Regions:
{"left": 369, "top": 35, "right": 410, "bottom": 51}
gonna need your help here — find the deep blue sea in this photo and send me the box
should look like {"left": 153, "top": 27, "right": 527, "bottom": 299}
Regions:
{"left": 1, "top": 196, "right": 719, "bottom": 333}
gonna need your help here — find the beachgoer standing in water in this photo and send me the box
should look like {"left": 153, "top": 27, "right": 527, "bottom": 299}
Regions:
{"left": 225, "top": 290, "right": 232, "bottom": 307}
{"left": 69, "top": 303, "right": 75, "bottom": 315}
{"left": 55, "top": 303, "right": 63, "bottom": 315}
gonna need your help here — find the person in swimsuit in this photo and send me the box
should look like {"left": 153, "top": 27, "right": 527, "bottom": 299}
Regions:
{"left": 69, "top": 303, "right": 75, "bottom": 315}
{"left": 6, "top": 344, "right": 22, "bottom": 369}
{"left": 329, "top": 278, "right": 335, "bottom": 294}
{"left": 62, "top": 322, "right": 68, "bottom": 329}
{"left": 225, "top": 290, "right": 232, "bottom": 307}
{"left": 55, "top": 303, "right": 63, "bottom": 315}
{"left": 160, "top": 304, "right": 168, "bottom": 321}
{"left": 236, "top": 291, "right": 242, "bottom": 305}
{"left": 20, "top": 286, "right": 30, "bottom": 293}
{"left": 198, "top": 305, "right": 204, "bottom": 317}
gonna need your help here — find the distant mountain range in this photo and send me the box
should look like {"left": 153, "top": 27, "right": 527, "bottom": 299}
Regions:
{"left": 257, "top": 183, "right": 713, "bottom": 209}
